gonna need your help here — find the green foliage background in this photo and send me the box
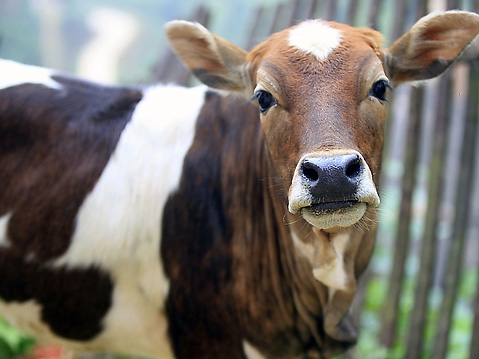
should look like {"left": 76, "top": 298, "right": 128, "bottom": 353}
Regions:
{"left": 0, "top": 319, "right": 34, "bottom": 358}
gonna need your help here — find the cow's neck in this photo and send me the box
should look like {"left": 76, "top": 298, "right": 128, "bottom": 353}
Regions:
{"left": 162, "top": 91, "right": 358, "bottom": 357}
{"left": 225, "top": 99, "right": 356, "bottom": 357}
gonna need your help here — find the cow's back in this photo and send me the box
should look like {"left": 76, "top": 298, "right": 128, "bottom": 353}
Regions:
{"left": 0, "top": 60, "right": 207, "bottom": 357}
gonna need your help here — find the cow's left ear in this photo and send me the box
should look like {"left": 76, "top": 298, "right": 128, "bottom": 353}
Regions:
{"left": 165, "top": 21, "right": 250, "bottom": 95}
{"left": 383, "top": 11, "right": 479, "bottom": 84}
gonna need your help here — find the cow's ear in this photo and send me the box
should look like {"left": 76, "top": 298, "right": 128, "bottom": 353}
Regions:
{"left": 165, "top": 21, "right": 250, "bottom": 95}
{"left": 383, "top": 11, "right": 479, "bottom": 84}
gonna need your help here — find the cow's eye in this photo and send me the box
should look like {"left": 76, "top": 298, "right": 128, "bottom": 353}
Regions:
{"left": 254, "top": 90, "right": 277, "bottom": 112}
{"left": 370, "top": 80, "right": 392, "bottom": 101}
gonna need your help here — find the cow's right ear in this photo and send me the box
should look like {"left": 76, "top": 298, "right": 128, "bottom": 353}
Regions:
{"left": 383, "top": 10, "right": 479, "bottom": 84}
{"left": 165, "top": 21, "right": 251, "bottom": 95}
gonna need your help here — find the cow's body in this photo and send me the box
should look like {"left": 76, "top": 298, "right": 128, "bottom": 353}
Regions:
{"left": 0, "top": 60, "right": 214, "bottom": 357}
{"left": 1, "top": 11, "right": 478, "bottom": 359}
{"left": 0, "top": 62, "right": 347, "bottom": 358}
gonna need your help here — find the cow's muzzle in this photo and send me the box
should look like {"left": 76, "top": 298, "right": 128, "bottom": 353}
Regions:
{"left": 288, "top": 150, "right": 380, "bottom": 229}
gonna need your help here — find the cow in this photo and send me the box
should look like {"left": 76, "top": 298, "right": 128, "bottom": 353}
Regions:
{"left": 0, "top": 10, "right": 478, "bottom": 359}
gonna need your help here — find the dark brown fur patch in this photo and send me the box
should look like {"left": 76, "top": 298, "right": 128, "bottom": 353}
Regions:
{"left": 0, "top": 249, "right": 113, "bottom": 340}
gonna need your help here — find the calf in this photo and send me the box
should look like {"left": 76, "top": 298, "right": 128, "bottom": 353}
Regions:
{"left": 0, "top": 10, "right": 478, "bottom": 359}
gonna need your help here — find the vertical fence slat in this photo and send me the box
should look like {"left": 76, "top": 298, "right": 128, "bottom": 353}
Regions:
{"left": 379, "top": 86, "right": 422, "bottom": 349}
{"left": 467, "top": 62, "right": 479, "bottom": 359}
{"left": 470, "top": 277, "right": 479, "bottom": 358}
{"left": 152, "top": 6, "right": 209, "bottom": 85}
{"left": 368, "top": 0, "right": 382, "bottom": 28}
{"left": 286, "top": 0, "right": 301, "bottom": 26}
{"left": 323, "top": 0, "right": 336, "bottom": 21}
{"left": 293, "top": 0, "right": 317, "bottom": 21}
{"left": 431, "top": 63, "right": 473, "bottom": 359}
{"left": 391, "top": 0, "right": 407, "bottom": 41}
{"left": 305, "top": 0, "right": 318, "bottom": 18}
{"left": 245, "top": 7, "right": 264, "bottom": 50}
{"left": 266, "top": 3, "right": 284, "bottom": 36}
{"left": 346, "top": 0, "right": 359, "bottom": 25}
{"left": 405, "top": 73, "right": 451, "bottom": 359}
{"left": 447, "top": 0, "right": 461, "bottom": 8}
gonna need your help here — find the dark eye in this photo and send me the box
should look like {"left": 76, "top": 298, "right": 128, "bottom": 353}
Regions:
{"left": 254, "top": 90, "right": 277, "bottom": 112}
{"left": 370, "top": 80, "right": 392, "bottom": 101}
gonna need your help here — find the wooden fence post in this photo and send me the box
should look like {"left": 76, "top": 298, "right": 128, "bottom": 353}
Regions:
{"left": 405, "top": 73, "right": 451, "bottom": 359}
{"left": 431, "top": 63, "right": 474, "bottom": 359}
{"left": 379, "top": 86, "right": 422, "bottom": 348}
{"left": 152, "top": 6, "right": 210, "bottom": 85}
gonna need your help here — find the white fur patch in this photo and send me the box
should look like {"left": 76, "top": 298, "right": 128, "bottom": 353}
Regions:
{"left": 312, "top": 231, "right": 350, "bottom": 290}
{"left": 291, "top": 229, "right": 352, "bottom": 291}
{"left": 0, "top": 59, "right": 62, "bottom": 90}
{"left": 288, "top": 20, "right": 342, "bottom": 61}
{"left": 291, "top": 231, "right": 316, "bottom": 261}
{"left": 0, "top": 300, "right": 50, "bottom": 339}
{"left": 0, "top": 214, "right": 11, "bottom": 248}
{"left": 45, "top": 84, "right": 207, "bottom": 357}
{"left": 243, "top": 340, "right": 267, "bottom": 359}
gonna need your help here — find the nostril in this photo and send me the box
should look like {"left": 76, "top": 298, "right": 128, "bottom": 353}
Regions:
{"left": 301, "top": 161, "right": 320, "bottom": 182}
{"left": 345, "top": 156, "right": 362, "bottom": 179}
{"left": 303, "top": 167, "right": 319, "bottom": 181}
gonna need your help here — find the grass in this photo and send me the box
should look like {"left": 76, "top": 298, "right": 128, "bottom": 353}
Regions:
{"left": 351, "top": 268, "right": 477, "bottom": 359}
{"left": 0, "top": 318, "right": 34, "bottom": 358}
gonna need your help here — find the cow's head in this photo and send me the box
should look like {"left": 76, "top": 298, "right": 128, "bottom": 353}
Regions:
{"left": 166, "top": 11, "right": 478, "bottom": 235}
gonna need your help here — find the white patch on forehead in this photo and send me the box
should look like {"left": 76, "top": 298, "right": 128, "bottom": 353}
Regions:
{"left": 288, "top": 20, "right": 343, "bottom": 61}
{"left": 0, "top": 213, "right": 11, "bottom": 248}
{"left": 0, "top": 59, "right": 62, "bottom": 90}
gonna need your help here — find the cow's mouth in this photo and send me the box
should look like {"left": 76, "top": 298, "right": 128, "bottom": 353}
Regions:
{"left": 300, "top": 201, "right": 367, "bottom": 229}
{"left": 308, "top": 200, "right": 358, "bottom": 211}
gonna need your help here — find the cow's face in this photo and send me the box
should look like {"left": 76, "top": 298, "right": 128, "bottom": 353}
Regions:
{"left": 247, "top": 21, "right": 385, "bottom": 230}
{"left": 165, "top": 12, "right": 479, "bottom": 233}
